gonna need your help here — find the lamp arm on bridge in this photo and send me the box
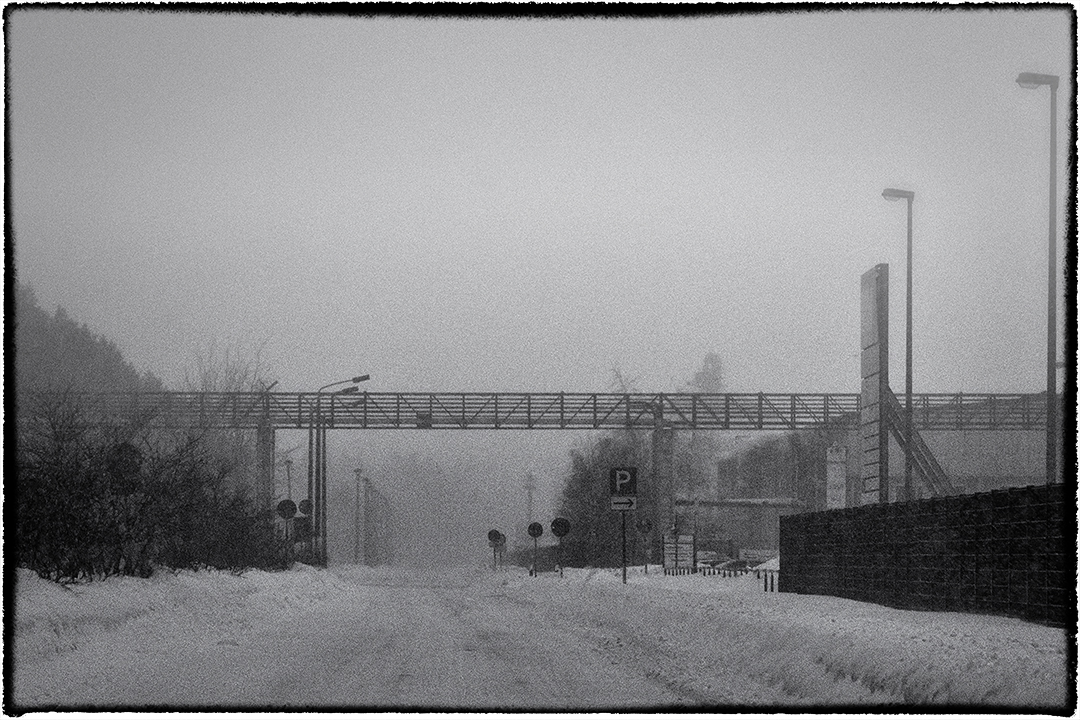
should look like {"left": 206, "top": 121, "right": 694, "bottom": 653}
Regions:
{"left": 317, "top": 375, "right": 370, "bottom": 394}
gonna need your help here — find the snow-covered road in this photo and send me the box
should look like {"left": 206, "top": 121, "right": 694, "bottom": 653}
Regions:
{"left": 11, "top": 563, "right": 1072, "bottom": 711}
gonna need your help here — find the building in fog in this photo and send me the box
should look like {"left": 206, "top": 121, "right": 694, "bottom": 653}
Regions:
{"left": 679, "top": 424, "right": 1049, "bottom": 560}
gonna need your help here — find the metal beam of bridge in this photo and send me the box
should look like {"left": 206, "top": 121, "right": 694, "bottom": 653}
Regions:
{"left": 57, "top": 391, "right": 1049, "bottom": 432}
{"left": 675, "top": 497, "right": 810, "bottom": 509}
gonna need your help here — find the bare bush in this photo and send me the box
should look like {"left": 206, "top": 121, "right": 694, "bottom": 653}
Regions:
{"left": 15, "top": 395, "right": 287, "bottom": 582}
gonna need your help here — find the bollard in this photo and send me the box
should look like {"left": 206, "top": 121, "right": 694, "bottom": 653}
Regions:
{"left": 764, "top": 573, "right": 768, "bottom": 592}
{"left": 770, "top": 573, "right": 775, "bottom": 592}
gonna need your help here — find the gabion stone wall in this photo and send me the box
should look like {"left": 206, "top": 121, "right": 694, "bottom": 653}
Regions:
{"left": 779, "top": 483, "right": 1071, "bottom": 626}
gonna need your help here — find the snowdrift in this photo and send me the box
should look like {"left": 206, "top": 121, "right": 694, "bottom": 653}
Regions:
{"left": 12, "top": 564, "right": 1071, "bottom": 710}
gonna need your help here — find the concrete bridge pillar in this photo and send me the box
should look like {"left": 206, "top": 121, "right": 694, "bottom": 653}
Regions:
{"left": 650, "top": 426, "right": 675, "bottom": 538}
{"left": 256, "top": 415, "right": 275, "bottom": 513}
{"left": 860, "top": 263, "right": 890, "bottom": 504}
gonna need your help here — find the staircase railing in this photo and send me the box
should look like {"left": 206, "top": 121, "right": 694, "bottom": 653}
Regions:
{"left": 884, "top": 387, "right": 956, "bottom": 497}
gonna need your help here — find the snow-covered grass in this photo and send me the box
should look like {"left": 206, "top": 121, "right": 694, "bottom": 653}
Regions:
{"left": 482, "top": 564, "right": 1071, "bottom": 709}
{"left": 10, "top": 563, "right": 1073, "bottom": 711}
{"left": 12, "top": 564, "right": 371, "bottom": 674}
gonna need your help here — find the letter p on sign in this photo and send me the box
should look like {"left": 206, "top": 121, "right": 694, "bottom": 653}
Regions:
{"left": 609, "top": 467, "right": 637, "bottom": 496}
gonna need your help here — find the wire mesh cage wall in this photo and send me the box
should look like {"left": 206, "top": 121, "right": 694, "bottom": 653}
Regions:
{"left": 779, "top": 483, "right": 1070, "bottom": 626}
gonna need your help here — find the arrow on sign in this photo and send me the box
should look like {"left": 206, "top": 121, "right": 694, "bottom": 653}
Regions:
{"left": 611, "top": 496, "right": 637, "bottom": 511}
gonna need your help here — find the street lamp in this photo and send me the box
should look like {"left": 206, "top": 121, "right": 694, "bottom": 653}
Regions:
{"left": 310, "top": 374, "right": 371, "bottom": 565}
{"left": 354, "top": 468, "right": 363, "bottom": 564}
{"left": 318, "top": 375, "right": 370, "bottom": 393}
{"left": 882, "top": 187, "right": 915, "bottom": 501}
{"left": 1016, "top": 71, "right": 1060, "bottom": 485}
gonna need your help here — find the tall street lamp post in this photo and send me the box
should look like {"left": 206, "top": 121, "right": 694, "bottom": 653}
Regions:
{"left": 1016, "top": 71, "right": 1059, "bottom": 484}
{"left": 353, "top": 467, "right": 366, "bottom": 565}
{"left": 312, "top": 375, "right": 370, "bottom": 565}
{"left": 883, "top": 187, "right": 915, "bottom": 501}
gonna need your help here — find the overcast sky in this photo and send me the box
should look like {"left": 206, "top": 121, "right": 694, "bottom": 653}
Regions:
{"left": 8, "top": 7, "right": 1073, "bottom": 550}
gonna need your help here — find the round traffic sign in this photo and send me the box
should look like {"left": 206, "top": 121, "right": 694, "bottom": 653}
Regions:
{"left": 276, "top": 499, "right": 297, "bottom": 520}
{"left": 488, "top": 529, "right": 502, "bottom": 543}
{"left": 550, "top": 517, "right": 570, "bottom": 538}
{"left": 527, "top": 522, "right": 543, "bottom": 538}
{"left": 298, "top": 498, "right": 312, "bottom": 516}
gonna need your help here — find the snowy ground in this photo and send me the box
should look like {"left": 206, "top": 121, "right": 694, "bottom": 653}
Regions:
{"left": 9, "top": 561, "right": 1074, "bottom": 713}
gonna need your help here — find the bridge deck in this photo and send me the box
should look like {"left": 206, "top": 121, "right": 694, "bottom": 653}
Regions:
{"left": 52, "top": 391, "right": 1050, "bottom": 432}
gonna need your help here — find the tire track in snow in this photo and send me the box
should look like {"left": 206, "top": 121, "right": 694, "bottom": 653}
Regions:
{"left": 439, "top": 580, "right": 690, "bottom": 708}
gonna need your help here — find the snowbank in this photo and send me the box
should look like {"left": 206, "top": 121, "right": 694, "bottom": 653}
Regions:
{"left": 13, "top": 565, "right": 359, "bottom": 667}
{"left": 11, "top": 563, "right": 1071, "bottom": 710}
{"left": 495, "top": 564, "right": 1069, "bottom": 708}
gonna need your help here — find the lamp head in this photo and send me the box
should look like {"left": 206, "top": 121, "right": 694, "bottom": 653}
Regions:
{"left": 1017, "top": 72, "right": 1059, "bottom": 90}
{"left": 351, "top": 374, "right": 371, "bottom": 383}
{"left": 882, "top": 188, "right": 915, "bottom": 202}
{"left": 335, "top": 385, "right": 360, "bottom": 395}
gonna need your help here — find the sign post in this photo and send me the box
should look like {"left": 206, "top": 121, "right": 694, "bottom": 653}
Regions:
{"left": 638, "top": 519, "right": 652, "bottom": 574}
{"left": 609, "top": 467, "right": 638, "bottom": 585}
{"left": 551, "top": 518, "right": 570, "bottom": 577}
{"left": 487, "top": 529, "right": 505, "bottom": 572}
{"left": 276, "top": 499, "right": 297, "bottom": 533}
{"left": 276, "top": 499, "right": 297, "bottom": 562}
{"left": 621, "top": 511, "right": 627, "bottom": 584}
{"left": 527, "top": 522, "right": 543, "bottom": 576}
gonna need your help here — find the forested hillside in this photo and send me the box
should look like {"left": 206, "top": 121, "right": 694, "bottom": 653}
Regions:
{"left": 12, "top": 282, "right": 285, "bottom": 580}
{"left": 13, "top": 282, "right": 165, "bottom": 398}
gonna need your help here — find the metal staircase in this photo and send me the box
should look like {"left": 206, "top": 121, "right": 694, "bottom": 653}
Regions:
{"left": 884, "top": 386, "right": 956, "bottom": 497}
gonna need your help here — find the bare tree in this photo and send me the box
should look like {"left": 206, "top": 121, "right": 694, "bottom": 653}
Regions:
{"left": 675, "top": 353, "right": 727, "bottom": 531}
{"left": 181, "top": 340, "right": 278, "bottom": 508}
{"left": 182, "top": 339, "right": 274, "bottom": 394}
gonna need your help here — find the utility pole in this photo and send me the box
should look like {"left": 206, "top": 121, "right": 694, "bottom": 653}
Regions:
{"left": 363, "top": 476, "right": 373, "bottom": 565}
{"left": 354, "top": 467, "right": 362, "bottom": 564}
{"left": 525, "top": 473, "right": 536, "bottom": 526}
{"left": 307, "top": 421, "right": 315, "bottom": 562}
{"left": 1015, "top": 72, "right": 1061, "bottom": 484}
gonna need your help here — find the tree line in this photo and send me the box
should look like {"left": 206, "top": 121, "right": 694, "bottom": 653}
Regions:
{"left": 13, "top": 282, "right": 285, "bottom": 581}
{"left": 553, "top": 355, "right": 724, "bottom": 568}
{"left": 552, "top": 353, "right": 831, "bottom": 568}
{"left": 13, "top": 283, "right": 165, "bottom": 402}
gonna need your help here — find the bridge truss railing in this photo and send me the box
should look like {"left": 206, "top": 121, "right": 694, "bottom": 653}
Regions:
{"left": 908, "top": 392, "right": 1051, "bottom": 431}
{"left": 48, "top": 391, "right": 1049, "bottom": 432}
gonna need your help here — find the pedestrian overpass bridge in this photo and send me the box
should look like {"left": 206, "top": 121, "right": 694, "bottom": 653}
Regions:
{"left": 39, "top": 388, "right": 1053, "bottom": 565}
{"left": 57, "top": 389, "right": 1049, "bottom": 432}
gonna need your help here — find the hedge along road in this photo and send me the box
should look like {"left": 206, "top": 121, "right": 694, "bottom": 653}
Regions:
{"left": 14, "top": 563, "right": 1068, "bottom": 710}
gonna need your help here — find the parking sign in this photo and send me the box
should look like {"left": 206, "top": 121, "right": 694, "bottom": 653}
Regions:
{"left": 609, "top": 467, "right": 637, "bottom": 496}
